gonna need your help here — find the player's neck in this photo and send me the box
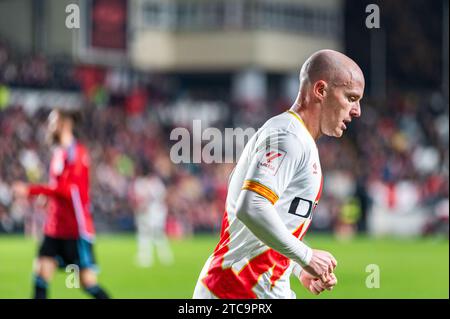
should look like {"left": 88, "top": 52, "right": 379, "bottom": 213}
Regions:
{"left": 290, "top": 103, "right": 322, "bottom": 141}
{"left": 59, "top": 131, "right": 75, "bottom": 148}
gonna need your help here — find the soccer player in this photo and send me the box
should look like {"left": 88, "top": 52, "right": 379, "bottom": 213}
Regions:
{"left": 12, "top": 109, "right": 110, "bottom": 299}
{"left": 193, "top": 49, "right": 365, "bottom": 298}
{"left": 130, "top": 165, "right": 173, "bottom": 267}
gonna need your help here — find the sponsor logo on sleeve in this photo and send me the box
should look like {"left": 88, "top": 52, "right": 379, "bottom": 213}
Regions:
{"left": 257, "top": 149, "right": 286, "bottom": 175}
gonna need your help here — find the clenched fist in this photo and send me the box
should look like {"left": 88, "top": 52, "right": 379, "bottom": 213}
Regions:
{"left": 302, "top": 249, "right": 337, "bottom": 282}
{"left": 299, "top": 270, "right": 338, "bottom": 295}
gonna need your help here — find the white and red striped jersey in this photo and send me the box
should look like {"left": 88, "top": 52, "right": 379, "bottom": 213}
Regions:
{"left": 195, "top": 110, "right": 323, "bottom": 299}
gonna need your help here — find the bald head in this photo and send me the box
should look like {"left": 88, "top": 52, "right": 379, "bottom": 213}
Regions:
{"left": 299, "top": 49, "right": 364, "bottom": 90}
{"left": 293, "top": 50, "right": 365, "bottom": 140}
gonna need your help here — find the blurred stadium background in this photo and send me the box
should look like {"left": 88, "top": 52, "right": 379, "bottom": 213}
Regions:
{"left": 0, "top": 0, "right": 448, "bottom": 298}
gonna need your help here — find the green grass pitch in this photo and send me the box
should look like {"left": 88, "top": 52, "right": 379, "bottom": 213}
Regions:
{"left": 0, "top": 234, "right": 448, "bottom": 299}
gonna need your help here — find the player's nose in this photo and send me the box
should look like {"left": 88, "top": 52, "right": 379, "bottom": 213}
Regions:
{"left": 350, "top": 102, "right": 361, "bottom": 118}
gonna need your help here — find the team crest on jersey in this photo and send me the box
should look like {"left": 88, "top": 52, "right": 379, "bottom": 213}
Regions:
{"left": 257, "top": 149, "right": 286, "bottom": 175}
{"left": 313, "top": 162, "right": 318, "bottom": 174}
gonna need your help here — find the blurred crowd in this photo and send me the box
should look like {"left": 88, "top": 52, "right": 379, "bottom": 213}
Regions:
{"left": 0, "top": 40, "right": 78, "bottom": 90}
{"left": 0, "top": 39, "right": 448, "bottom": 238}
{"left": 0, "top": 104, "right": 233, "bottom": 237}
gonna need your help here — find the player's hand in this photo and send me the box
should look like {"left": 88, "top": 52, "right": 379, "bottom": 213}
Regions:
{"left": 299, "top": 271, "right": 338, "bottom": 295}
{"left": 302, "top": 249, "right": 337, "bottom": 282}
{"left": 12, "top": 182, "right": 29, "bottom": 198}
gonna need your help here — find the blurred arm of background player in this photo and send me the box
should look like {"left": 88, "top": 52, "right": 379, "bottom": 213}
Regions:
{"left": 236, "top": 189, "right": 337, "bottom": 284}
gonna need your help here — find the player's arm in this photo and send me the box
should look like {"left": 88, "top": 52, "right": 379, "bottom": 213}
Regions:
{"left": 14, "top": 149, "right": 88, "bottom": 201}
{"left": 236, "top": 188, "right": 313, "bottom": 266}
{"left": 235, "top": 131, "right": 336, "bottom": 280}
{"left": 27, "top": 179, "right": 72, "bottom": 199}
{"left": 13, "top": 176, "right": 75, "bottom": 200}
{"left": 236, "top": 189, "right": 336, "bottom": 280}
{"left": 42, "top": 151, "right": 88, "bottom": 200}
{"left": 25, "top": 181, "right": 61, "bottom": 197}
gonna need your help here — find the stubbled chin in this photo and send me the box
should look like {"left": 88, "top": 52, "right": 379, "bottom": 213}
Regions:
{"left": 323, "top": 128, "right": 344, "bottom": 138}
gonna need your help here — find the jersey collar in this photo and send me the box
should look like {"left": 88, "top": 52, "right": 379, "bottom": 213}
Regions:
{"left": 286, "top": 110, "right": 316, "bottom": 143}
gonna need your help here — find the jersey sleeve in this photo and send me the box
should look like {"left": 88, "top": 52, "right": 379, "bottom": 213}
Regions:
{"left": 241, "top": 129, "right": 306, "bottom": 205}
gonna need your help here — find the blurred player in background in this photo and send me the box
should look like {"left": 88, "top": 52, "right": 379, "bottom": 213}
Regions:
{"left": 12, "top": 109, "right": 110, "bottom": 299}
{"left": 194, "top": 49, "right": 365, "bottom": 299}
{"left": 130, "top": 164, "right": 173, "bottom": 268}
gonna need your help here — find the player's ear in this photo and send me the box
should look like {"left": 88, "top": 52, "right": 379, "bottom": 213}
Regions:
{"left": 313, "top": 80, "right": 327, "bottom": 101}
